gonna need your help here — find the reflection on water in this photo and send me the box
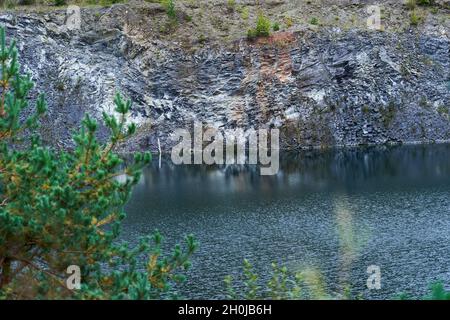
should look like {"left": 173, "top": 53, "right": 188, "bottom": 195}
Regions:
{"left": 123, "top": 145, "right": 450, "bottom": 299}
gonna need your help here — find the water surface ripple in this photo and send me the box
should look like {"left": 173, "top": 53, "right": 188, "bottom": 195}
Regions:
{"left": 123, "top": 145, "right": 450, "bottom": 299}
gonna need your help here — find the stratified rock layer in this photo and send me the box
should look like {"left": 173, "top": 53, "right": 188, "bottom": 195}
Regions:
{"left": 0, "top": 1, "right": 449, "bottom": 151}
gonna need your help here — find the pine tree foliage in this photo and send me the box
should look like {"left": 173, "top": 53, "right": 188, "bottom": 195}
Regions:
{"left": 0, "top": 27, "right": 197, "bottom": 299}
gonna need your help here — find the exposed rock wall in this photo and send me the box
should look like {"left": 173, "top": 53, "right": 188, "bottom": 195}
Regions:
{"left": 0, "top": 1, "right": 449, "bottom": 151}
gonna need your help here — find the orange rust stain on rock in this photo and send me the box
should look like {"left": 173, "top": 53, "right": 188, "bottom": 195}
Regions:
{"left": 254, "top": 32, "right": 296, "bottom": 46}
{"left": 258, "top": 48, "right": 293, "bottom": 83}
{"left": 250, "top": 32, "right": 296, "bottom": 83}
{"left": 240, "top": 32, "right": 296, "bottom": 121}
{"left": 256, "top": 82, "right": 269, "bottom": 123}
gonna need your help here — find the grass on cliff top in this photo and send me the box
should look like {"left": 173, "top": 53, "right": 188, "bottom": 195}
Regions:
{"left": 0, "top": 0, "right": 448, "bottom": 47}
{"left": 0, "top": 0, "right": 124, "bottom": 11}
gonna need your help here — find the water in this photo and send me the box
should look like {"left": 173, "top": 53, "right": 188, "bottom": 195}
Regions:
{"left": 123, "top": 144, "right": 450, "bottom": 299}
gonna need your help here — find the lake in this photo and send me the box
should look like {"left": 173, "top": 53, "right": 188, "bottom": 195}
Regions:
{"left": 123, "top": 144, "right": 450, "bottom": 299}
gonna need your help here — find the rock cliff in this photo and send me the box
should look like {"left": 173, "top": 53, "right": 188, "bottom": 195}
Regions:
{"left": 0, "top": 0, "right": 449, "bottom": 151}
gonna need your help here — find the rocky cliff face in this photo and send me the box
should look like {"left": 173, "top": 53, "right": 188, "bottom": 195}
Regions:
{"left": 0, "top": 0, "right": 449, "bottom": 152}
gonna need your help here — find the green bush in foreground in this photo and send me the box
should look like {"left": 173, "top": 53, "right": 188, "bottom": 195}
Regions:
{"left": 397, "top": 282, "right": 450, "bottom": 300}
{"left": 228, "top": 260, "right": 450, "bottom": 300}
{"left": 0, "top": 27, "right": 197, "bottom": 299}
{"left": 225, "top": 259, "right": 331, "bottom": 300}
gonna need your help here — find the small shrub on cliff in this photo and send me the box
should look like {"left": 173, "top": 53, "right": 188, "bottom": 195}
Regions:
{"left": 239, "top": 6, "right": 250, "bottom": 20}
{"left": 406, "top": 0, "right": 435, "bottom": 11}
{"left": 406, "top": 0, "right": 417, "bottom": 10}
{"left": 1, "top": 0, "right": 34, "bottom": 7}
{"left": 437, "top": 105, "right": 448, "bottom": 117}
{"left": 226, "top": 0, "right": 236, "bottom": 13}
{"left": 247, "top": 13, "right": 271, "bottom": 40}
{"left": 256, "top": 13, "right": 271, "bottom": 36}
{"left": 162, "top": 0, "right": 176, "bottom": 19}
{"left": 247, "top": 29, "right": 257, "bottom": 40}
{"left": 18, "top": 0, "right": 36, "bottom": 5}
{"left": 417, "top": 0, "right": 435, "bottom": 6}
{"left": 381, "top": 102, "right": 397, "bottom": 127}
{"left": 284, "top": 16, "right": 294, "bottom": 28}
{"left": 409, "top": 10, "right": 422, "bottom": 26}
{"left": 1, "top": 0, "right": 16, "bottom": 9}
{"left": 53, "top": 0, "right": 66, "bottom": 6}
{"left": 0, "top": 27, "right": 197, "bottom": 299}
{"left": 309, "top": 17, "right": 319, "bottom": 25}
{"left": 273, "top": 22, "right": 280, "bottom": 32}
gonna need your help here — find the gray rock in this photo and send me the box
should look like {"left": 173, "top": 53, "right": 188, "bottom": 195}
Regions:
{"left": 0, "top": 4, "right": 449, "bottom": 153}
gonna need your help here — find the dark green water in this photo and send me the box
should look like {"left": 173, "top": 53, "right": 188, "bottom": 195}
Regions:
{"left": 123, "top": 144, "right": 450, "bottom": 299}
